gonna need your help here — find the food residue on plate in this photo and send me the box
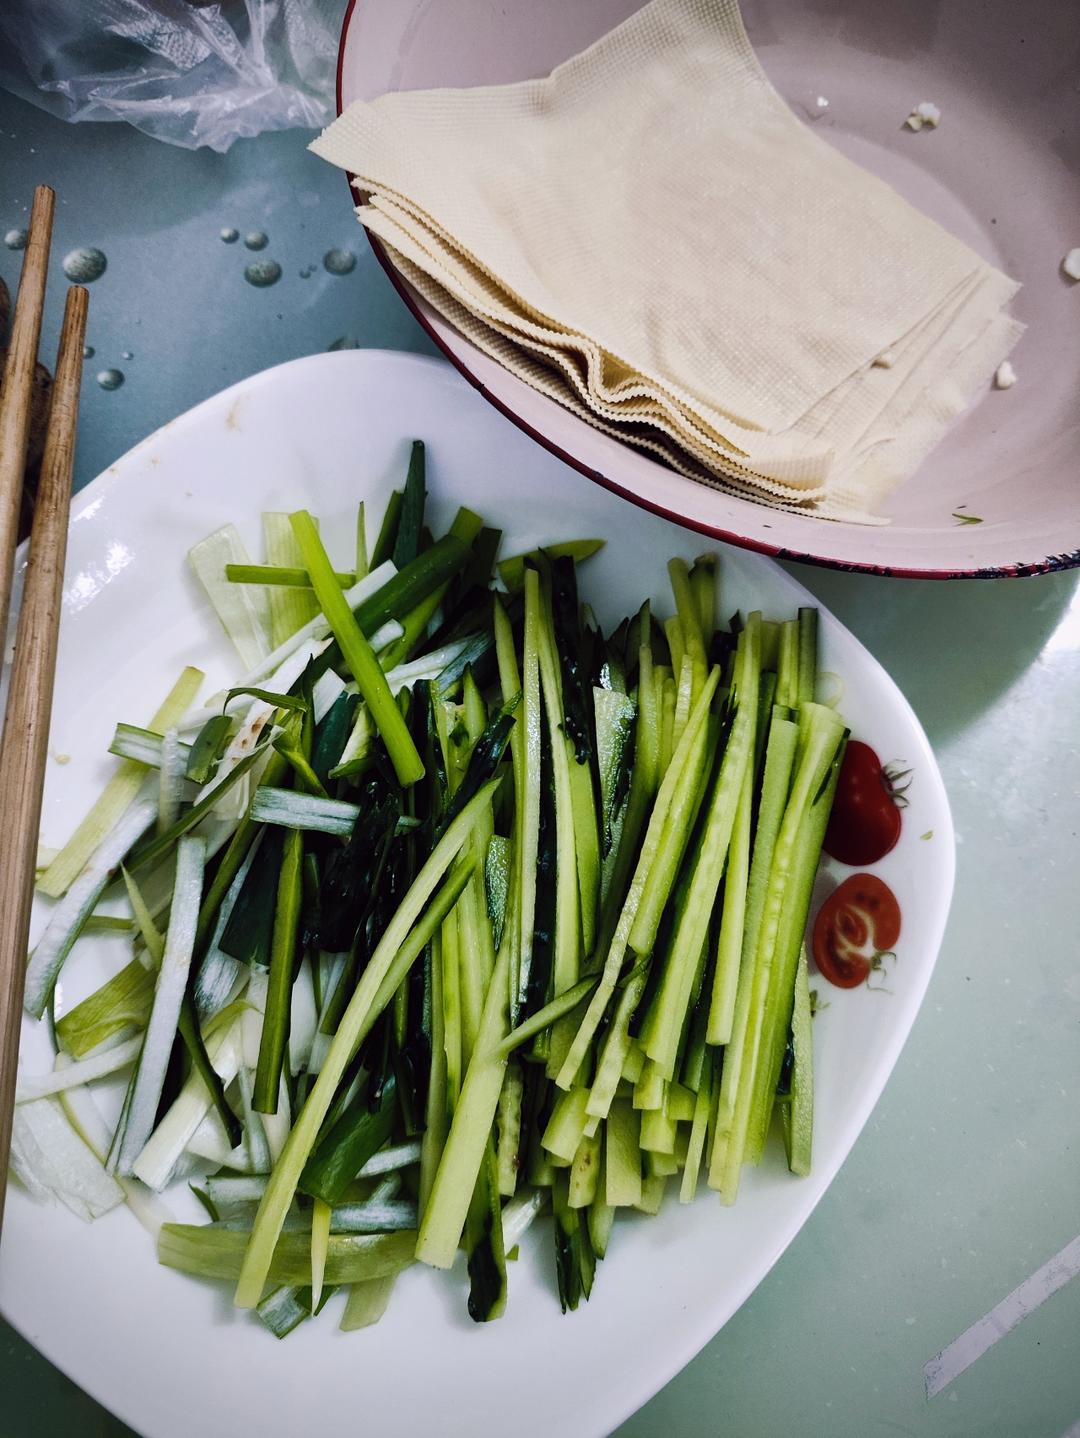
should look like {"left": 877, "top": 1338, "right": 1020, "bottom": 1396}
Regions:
{"left": 903, "top": 101, "right": 941, "bottom": 131}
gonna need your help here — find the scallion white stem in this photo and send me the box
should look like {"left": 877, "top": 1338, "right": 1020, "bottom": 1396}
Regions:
{"left": 10, "top": 1096, "right": 125, "bottom": 1222}
{"left": 132, "top": 1009, "right": 245, "bottom": 1190}
{"left": 501, "top": 1187, "right": 547, "bottom": 1251}
{"left": 188, "top": 524, "right": 271, "bottom": 669}
{"left": 193, "top": 833, "right": 260, "bottom": 1018}
{"left": 193, "top": 638, "right": 328, "bottom": 819}
{"left": 109, "top": 724, "right": 192, "bottom": 769}
{"left": 25, "top": 798, "right": 158, "bottom": 1020}
{"left": 357, "top": 1140, "right": 423, "bottom": 1179}
{"left": 312, "top": 668, "right": 347, "bottom": 722}
{"left": 249, "top": 786, "right": 359, "bottom": 836}
{"left": 226, "top": 560, "right": 398, "bottom": 693}
{"left": 330, "top": 1200, "right": 418, "bottom": 1233}
{"left": 16, "top": 1036, "right": 142, "bottom": 1103}
{"left": 116, "top": 836, "right": 206, "bottom": 1175}
{"left": 157, "top": 727, "right": 186, "bottom": 835}
{"left": 384, "top": 640, "right": 472, "bottom": 695}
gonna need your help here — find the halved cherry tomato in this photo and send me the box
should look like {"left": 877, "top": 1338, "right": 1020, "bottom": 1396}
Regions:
{"left": 823, "top": 740, "right": 903, "bottom": 866}
{"left": 812, "top": 873, "right": 902, "bottom": 989}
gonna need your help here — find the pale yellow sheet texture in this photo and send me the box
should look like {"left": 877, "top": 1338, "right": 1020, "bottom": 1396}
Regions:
{"left": 313, "top": 0, "right": 1022, "bottom": 522}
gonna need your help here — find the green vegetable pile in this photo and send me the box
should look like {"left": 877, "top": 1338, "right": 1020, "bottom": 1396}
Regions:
{"left": 15, "top": 440, "right": 847, "bottom": 1334}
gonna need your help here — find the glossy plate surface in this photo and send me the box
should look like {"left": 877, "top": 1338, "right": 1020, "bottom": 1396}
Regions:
{"left": 1, "top": 352, "right": 953, "bottom": 1437}
{"left": 338, "top": 0, "right": 1080, "bottom": 578}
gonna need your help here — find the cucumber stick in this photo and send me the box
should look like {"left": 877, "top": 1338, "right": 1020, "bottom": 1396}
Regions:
{"left": 534, "top": 574, "right": 583, "bottom": 998}
{"left": 605, "top": 1098, "right": 642, "bottom": 1207}
{"left": 627, "top": 665, "right": 724, "bottom": 958}
{"left": 598, "top": 640, "right": 658, "bottom": 930}
{"left": 706, "top": 701, "right": 798, "bottom": 1136}
{"left": 639, "top": 616, "right": 761, "bottom": 1078}
{"left": 543, "top": 1085, "right": 592, "bottom": 1164}
{"left": 463, "top": 1140, "right": 507, "bottom": 1321}
{"left": 704, "top": 762, "right": 752, "bottom": 1044}
{"left": 419, "top": 928, "right": 448, "bottom": 1223}
{"left": 502, "top": 578, "right": 541, "bottom": 1023}
{"left": 415, "top": 931, "right": 511, "bottom": 1270}
{"left": 679, "top": 1058, "right": 715, "bottom": 1203}
{"left": 554, "top": 668, "right": 719, "bottom": 1095}
{"left": 584, "top": 684, "right": 720, "bottom": 1125}
{"left": 709, "top": 704, "right": 844, "bottom": 1203}
{"left": 780, "top": 946, "right": 814, "bottom": 1177}
{"left": 568, "top": 1130, "right": 601, "bottom": 1208}
{"left": 496, "top": 1062, "right": 524, "bottom": 1198}
{"left": 594, "top": 687, "right": 636, "bottom": 856}
{"left": 745, "top": 730, "right": 844, "bottom": 1163}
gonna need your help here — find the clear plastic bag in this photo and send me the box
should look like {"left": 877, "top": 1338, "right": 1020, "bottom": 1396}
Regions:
{"left": 0, "top": 0, "right": 345, "bottom": 153}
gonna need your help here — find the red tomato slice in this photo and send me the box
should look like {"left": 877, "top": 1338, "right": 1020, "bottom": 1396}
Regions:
{"left": 823, "top": 740, "right": 903, "bottom": 866}
{"left": 812, "top": 873, "right": 902, "bottom": 989}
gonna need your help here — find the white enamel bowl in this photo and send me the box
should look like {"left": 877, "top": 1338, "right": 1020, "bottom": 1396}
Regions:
{"left": 338, "top": 0, "right": 1080, "bottom": 579}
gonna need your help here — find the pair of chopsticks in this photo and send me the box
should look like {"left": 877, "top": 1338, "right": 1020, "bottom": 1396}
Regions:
{"left": 0, "top": 186, "right": 89, "bottom": 1238}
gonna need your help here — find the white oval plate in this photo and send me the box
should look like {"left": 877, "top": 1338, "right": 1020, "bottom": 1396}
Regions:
{"left": 1, "top": 351, "right": 953, "bottom": 1438}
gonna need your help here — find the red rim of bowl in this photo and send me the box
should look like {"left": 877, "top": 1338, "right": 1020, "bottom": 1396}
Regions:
{"left": 334, "top": 0, "right": 1080, "bottom": 582}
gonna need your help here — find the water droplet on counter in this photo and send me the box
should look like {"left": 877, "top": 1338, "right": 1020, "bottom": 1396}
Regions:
{"left": 83, "top": 345, "right": 95, "bottom": 359}
{"left": 323, "top": 248, "right": 356, "bottom": 276}
{"left": 299, "top": 264, "right": 315, "bottom": 279}
{"left": 63, "top": 247, "right": 108, "bottom": 282}
{"left": 4, "top": 228, "right": 27, "bottom": 250}
{"left": 244, "top": 230, "right": 269, "bottom": 251}
{"left": 121, "top": 350, "right": 134, "bottom": 361}
{"left": 220, "top": 226, "right": 239, "bottom": 243}
{"left": 96, "top": 368, "right": 124, "bottom": 390}
{"left": 244, "top": 259, "right": 282, "bottom": 288}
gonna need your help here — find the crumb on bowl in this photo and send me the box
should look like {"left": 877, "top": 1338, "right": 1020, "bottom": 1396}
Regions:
{"left": 904, "top": 101, "right": 941, "bottom": 131}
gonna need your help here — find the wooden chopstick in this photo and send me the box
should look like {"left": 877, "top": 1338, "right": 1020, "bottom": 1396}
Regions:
{"left": 0, "top": 279, "right": 89, "bottom": 1238}
{"left": 0, "top": 186, "right": 54, "bottom": 647}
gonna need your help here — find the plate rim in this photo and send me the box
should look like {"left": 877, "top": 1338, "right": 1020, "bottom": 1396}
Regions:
{"left": 1, "top": 348, "right": 957, "bottom": 1438}
{"left": 333, "top": 0, "right": 1080, "bottom": 584}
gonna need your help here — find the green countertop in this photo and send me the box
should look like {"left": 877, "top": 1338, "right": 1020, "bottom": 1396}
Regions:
{"left": 2, "top": 90, "right": 1078, "bottom": 1438}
